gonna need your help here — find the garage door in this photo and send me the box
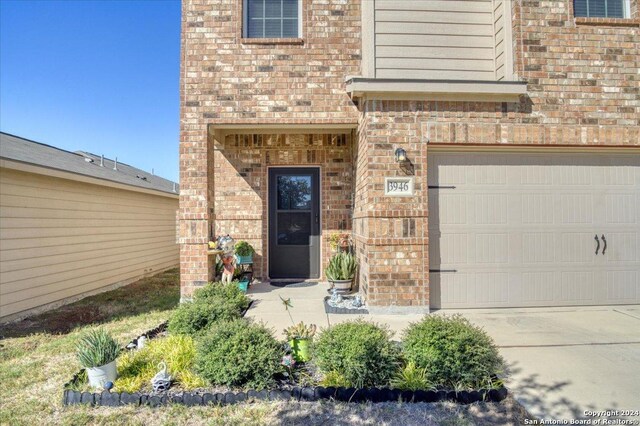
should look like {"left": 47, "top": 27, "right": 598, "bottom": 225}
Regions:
{"left": 428, "top": 151, "right": 640, "bottom": 309}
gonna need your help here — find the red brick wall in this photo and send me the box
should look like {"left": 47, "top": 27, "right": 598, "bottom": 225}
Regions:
{"left": 182, "top": 0, "right": 360, "bottom": 124}
{"left": 424, "top": 0, "right": 639, "bottom": 146}
{"left": 181, "top": 0, "right": 639, "bottom": 304}
{"left": 355, "top": 1, "right": 638, "bottom": 308}
{"left": 180, "top": 0, "right": 361, "bottom": 297}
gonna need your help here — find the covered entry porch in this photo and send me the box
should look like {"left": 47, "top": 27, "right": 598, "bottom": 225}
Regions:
{"left": 206, "top": 125, "right": 356, "bottom": 284}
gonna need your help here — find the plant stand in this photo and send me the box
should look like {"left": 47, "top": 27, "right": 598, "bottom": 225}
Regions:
{"left": 235, "top": 255, "right": 253, "bottom": 292}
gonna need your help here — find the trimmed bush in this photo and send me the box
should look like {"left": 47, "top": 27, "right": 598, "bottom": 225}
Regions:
{"left": 193, "top": 281, "right": 250, "bottom": 313}
{"left": 195, "top": 319, "right": 282, "bottom": 389}
{"left": 312, "top": 320, "right": 400, "bottom": 388}
{"left": 402, "top": 314, "right": 505, "bottom": 389}
{"left": 167, "top": 299, "right": 241, "bottom": 336}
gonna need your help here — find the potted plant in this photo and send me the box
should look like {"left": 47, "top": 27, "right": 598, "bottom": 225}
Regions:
{"left": 325, "top": 252, "right": 357, "bottom": 293}
{"left": 328, "top": 232, "right": 351, "bottom": 252}
{"left": 234, "top": 241, "right": 255, "bottom": 264}
{"left": 283, "top": 322, "right": 317, "bottom": 362}
{"left": 280, "top": 296, "right": 317, "bottom": 362}
{"left": 76, "top": 328, "right": 121, "bottom": 388}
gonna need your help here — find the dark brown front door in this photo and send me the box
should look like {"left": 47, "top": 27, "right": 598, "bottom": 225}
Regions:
{"left": 268, "top": 168, "right": 320, "bottom": 279}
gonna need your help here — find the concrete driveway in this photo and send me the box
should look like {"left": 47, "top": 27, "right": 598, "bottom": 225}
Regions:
{"left": 449, "top": 305, "right": 640, "bottom": 421}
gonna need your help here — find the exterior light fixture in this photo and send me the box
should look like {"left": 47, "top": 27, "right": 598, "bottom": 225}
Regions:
{"left": 395, "top": 148, "right": 407, "bottom": 163}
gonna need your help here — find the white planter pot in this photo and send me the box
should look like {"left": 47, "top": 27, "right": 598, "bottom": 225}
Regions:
{"left": 86, "top": 360, "right": 117, "bottom": 388}
{"left": 329, "top": 279, "right": 353, "bottom": 294}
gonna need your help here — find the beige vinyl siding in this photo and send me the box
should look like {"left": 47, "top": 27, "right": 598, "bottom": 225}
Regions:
{"left": 494, "top": 0, "right": 506, "bottom": 80}
{"left": 374, "top": 0, "right": 496, "bottom": 80}
{"left": 0, "top": 167, "right": 179, "bottom": 319}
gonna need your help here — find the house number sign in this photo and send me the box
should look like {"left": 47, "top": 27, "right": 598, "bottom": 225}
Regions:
{"left": 384, "top": 177, "right": 414, "bottom": 196}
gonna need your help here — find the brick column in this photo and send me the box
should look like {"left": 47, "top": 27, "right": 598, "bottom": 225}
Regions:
{"left": 178, "top": 125, "right": 211, "bottom": 300}
{"left": 353, "top": 100, "right": 430, "bottom": 313}
{"left": 178, "top": 0, "right": 212, "bottom": 300}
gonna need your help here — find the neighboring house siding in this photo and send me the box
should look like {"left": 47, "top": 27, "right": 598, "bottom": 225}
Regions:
{"left": 0, "top": 167, "right": 179, "bottom": 320}
{"left": 373, "top": 0, "right": 499, "bottom": 80}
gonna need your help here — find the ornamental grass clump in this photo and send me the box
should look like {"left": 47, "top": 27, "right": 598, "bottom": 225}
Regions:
{"left": 312, "top": 319, "right": 400, "bottom": 388}
{"left": 114, "top": 335, "right": 206, "bottom": 392}
{"left": 390, "top": 361, "right": 433, "bottom": 391}
{"left": 195, "top": 319, "right": 283, "bottom": 390}
{"left": 76, "top": 328, "right": 121, "bottom": 368}
{"left": 402, "top": 314, "right": 505, "bottom": 390}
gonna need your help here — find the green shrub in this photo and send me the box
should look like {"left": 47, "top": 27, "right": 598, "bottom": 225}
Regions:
{"left": 195, "top": 319, "right": 282, "bottom": 389}
{"left": 402, "top": 314, "right": 505, "bottom": 389}
{"left": 312, "top": 320, "right": 400, "bottom": 388}
{"left": 390, "top": 361, "right": 432, "bottom": 391}
{"left": 114, "top": 335, "right": 206, "bottom": 392}
{"left": 193, "top": 281, "right": 250, "bottom": 312}
{"left": 325, "top": 252, "right": 357, "bottom": 281}
{"left": 167, "top": 299, "right": 241, "bottom": 336}
{"left": 76, "top": 328, "right": 121, "bottom": 368}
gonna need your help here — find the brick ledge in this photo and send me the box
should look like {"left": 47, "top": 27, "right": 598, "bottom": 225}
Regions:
{"left": 240, "top": 38, "right": 304, "bottom": 45}
{"left": 574, "top": 17, "right": 640, "bottom": 27}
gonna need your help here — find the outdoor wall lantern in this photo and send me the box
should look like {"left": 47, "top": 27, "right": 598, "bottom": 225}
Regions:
{"left": 395, "top": 148, "right": 407, "bottom": 163}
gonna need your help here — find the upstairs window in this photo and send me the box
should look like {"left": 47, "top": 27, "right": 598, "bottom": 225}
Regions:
{"left": 245, "top": 0, "right": 300, "bottom": 38}
{"left": 574, "top": 0, "right": 628, "bottom": 18}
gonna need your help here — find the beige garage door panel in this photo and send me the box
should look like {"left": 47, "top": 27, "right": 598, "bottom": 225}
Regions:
{"left": 428, "top": 152, "right": 640, "bottom": 309}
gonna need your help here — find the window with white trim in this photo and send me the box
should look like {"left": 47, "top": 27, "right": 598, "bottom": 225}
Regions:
{"left": 574, "top": 0, "right": 629, "bottom": 18}
{"left": 245, "top": 0, "right": 300, "bottom": 38}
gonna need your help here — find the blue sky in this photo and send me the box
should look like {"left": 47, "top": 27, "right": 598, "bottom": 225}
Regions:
{"left": 1, "top": 0, "right": 181, "bottom": 182}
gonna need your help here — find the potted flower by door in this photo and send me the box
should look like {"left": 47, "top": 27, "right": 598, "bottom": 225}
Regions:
{"left": 234, "top": 241, "right": 255, "bottom": 264}
{"left": 76, "top": 328, "right": 121, "bottom": 388}
{"left": 325, "top": 252, "right": 357, "bottom": 294}
{"left": 284, "top": 322, "right": 317, "bottom": 362}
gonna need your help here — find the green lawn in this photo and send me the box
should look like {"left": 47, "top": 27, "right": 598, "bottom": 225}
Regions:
{"left": 0, "top": 269, "right": 530, "bottom": 426}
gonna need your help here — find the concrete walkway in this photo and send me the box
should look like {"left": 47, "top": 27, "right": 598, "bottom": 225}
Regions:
{"left": 245, "top": 281, "right": 423, "bottom": 338}
{"left": 246, "top": 283, "right": 640, "bottom": 421}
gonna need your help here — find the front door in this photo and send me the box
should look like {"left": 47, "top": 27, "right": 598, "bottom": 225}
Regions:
{"left": 269, "top": 168, "right": 320, "bottom": 279}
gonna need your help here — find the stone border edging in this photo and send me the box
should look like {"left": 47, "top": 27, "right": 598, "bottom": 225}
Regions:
{"left": 63, "top": 384, "right": 508, "bottom": 407}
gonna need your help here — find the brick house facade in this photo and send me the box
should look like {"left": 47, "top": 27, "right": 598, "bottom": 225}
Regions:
{"left": 180, "top": 0, "right": 640, "bottom": 311}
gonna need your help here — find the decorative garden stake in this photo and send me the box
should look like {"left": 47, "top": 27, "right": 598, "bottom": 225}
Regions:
{"left": 330, "top": 288, "right": 343, "bottom": 305}
{"left": 151, "top": 362, "right": 172, "bottom": 392}
{"left": 352, "top": 295, "right": 363, "bottom": 308}
{"left": 281, "top": 354, "right": 296, "bottom": 378}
